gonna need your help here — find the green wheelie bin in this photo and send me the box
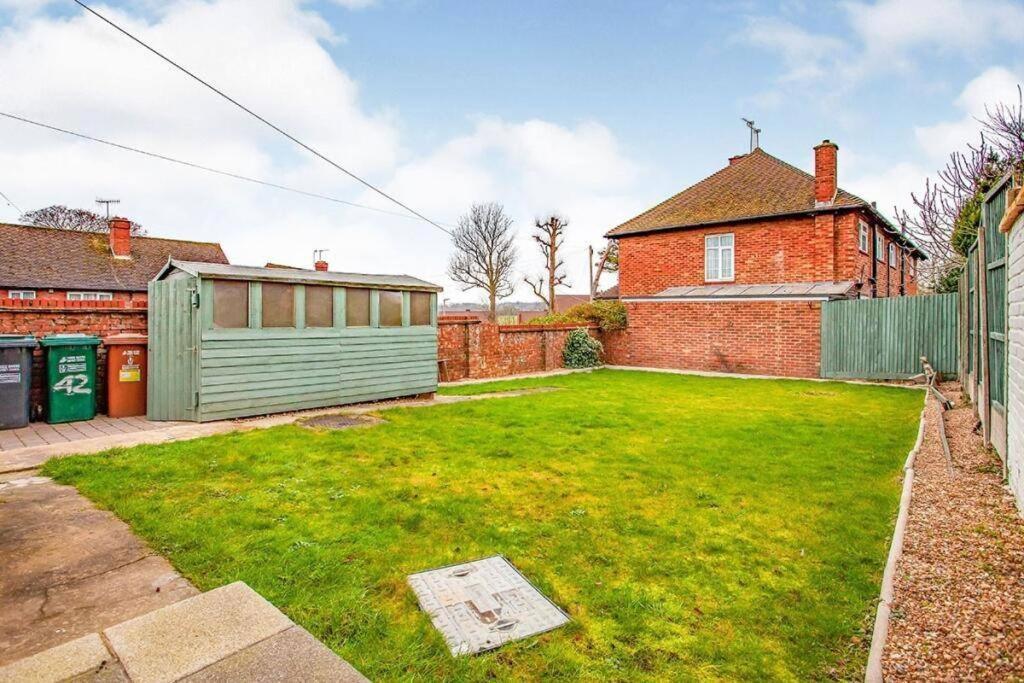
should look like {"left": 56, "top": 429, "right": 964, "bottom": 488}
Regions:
{"left": 40, "top": 334, "right": 101, "bottom": 424}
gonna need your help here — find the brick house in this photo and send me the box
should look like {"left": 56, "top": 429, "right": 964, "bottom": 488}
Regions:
{"left": 603, "top": 140, "right": 927, "bottom": 378}
{"left": 0, "top": 218, "right": 227, "bottom": 417}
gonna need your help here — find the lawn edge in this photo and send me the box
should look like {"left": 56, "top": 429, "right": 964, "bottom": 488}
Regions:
{"left": 864, "top": 389, "right": 928, "bottom": 683}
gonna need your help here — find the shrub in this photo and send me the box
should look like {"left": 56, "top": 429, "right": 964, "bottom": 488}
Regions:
{"left": 563, "top": 328, "right": 603, "bottom": 368}
{"left": 528, "top": 300, "right": 627, "bottom": 331}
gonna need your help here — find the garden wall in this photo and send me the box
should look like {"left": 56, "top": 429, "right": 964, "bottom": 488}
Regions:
{"left": 437, "top": 317, "right": 599, "bottom": 382}
{"left": 0, "top": 298, "right": 148, "bottom": 418}
{"left": 602, "top": 300, "right": 822, "bottom": 378}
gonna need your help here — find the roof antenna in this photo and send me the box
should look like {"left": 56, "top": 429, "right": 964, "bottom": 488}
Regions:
{"left": 741, "top": 118, "right": 761, "bottom": 152}
{"left": 95, "top": 198, "right": 120, "bottom": 219}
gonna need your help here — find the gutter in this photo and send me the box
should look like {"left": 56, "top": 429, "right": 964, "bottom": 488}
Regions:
{"left": 621, "top": 295, "right": 834, "bottom": 303}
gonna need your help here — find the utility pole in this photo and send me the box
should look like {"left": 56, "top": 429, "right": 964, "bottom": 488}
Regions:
{"left": 96, "top": 198, "right": 120, "bottom": 219}
{"left": 588, "top": 245, "right": 595, "bottom": 300}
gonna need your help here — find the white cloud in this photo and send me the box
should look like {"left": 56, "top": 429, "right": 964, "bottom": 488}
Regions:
{"left": 914, "top": 66, "right": 1023, "bottom": 160}
{"left": 0, "top": 0, "right": 642, "bottom": 301}
{"left": 737, "top": 16, "right": 846, "bottom": 83}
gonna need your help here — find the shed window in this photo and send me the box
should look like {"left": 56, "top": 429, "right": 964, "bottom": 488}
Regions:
{"left": 889, "top": 243, "right": 897, "bottom": 267}
{"left": 212, "top": 280, "right": 249, "bottom": 328}
{"left": 305, "top": 285, "right": 334, "bottom": 328}
{"left": 858, "top": 222, "right": 869, "bottom": 253}
{"left": 346, "top": 288, "right": 370, "bottom": 327}
{"left": 705, "top": 233, "right": 734, "bottom": 282}
{"left": 379, "top": 290, "right": 403, "bottom": 327}
{"left": 410, "top": 292, "right": 432, "bottom": 326}
{"left": 875, "top": 234, "right": 884, "bottom": 261}
{"left": 261, "top": 282, "right": 295, "bottom": 328}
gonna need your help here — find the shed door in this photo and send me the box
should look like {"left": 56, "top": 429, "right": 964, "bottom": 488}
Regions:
{"left": 147, "top": 276, "right": 199, "bottom": 421}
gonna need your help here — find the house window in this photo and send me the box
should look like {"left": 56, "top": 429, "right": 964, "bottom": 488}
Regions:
{"left": 261, "top": 282, "right": 295, "bottom": 328}
{"left": 212, "top": 280, "right": 249, "bottom": 328}
{"left": 67, "top": 291, "right": 113, "bottom": 301}
{"left": 875, "top": 234, "right": 884, "bottom": 262}
{"left": 705, "top": 233, "right": 734, "bottom": 282}
{"left": 304, "top": 285, "right": 334, "bottom": 328}
{"left": 379, "top": 290, "right": 403, "bottom": 327}
{"left": 858, "top": 222, "right": 869, "bottom": 253}
{"left": 7, "top": 290, "right": 35, "bottom": 299}
{"left": 410, "top": 292, "right": 432, "bottom": 326}
{"left": 889, "top": 243, "right": 897, "bottom": 268}
{"left": 345, "top": 288, "right": 370, "bottom": 327}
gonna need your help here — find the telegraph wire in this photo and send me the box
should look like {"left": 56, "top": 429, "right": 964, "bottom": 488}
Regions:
{"left": 71, "top": 0, "right": 452, "bottom": 237}
{"left": 0, "top": 111, "right": 454, "bottom": 230}
{"left": 0, "top": 186, "right": 23, "bottom": 216}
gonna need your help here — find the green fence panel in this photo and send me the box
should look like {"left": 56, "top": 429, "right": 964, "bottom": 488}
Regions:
{"left": 984, "top": 180, "right": 1008, "bottom": 409}
{"left": 820, "top": 294, "right": 959, "bottom": 379}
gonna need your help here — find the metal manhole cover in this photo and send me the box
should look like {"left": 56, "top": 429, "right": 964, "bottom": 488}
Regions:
{"left": 408, "top": 555, "right": 569, "bottom": 656}
{"left": 298, "top": 414, "right": 376, "bottom": 430}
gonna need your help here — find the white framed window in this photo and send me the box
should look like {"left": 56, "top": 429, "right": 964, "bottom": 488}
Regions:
{"left": 67, "top": 291, "right": 113, "bottom": 301}
{"left": 705, "top": 233, "right": 734, "bottom": 282}
{"left": 889, "top": 243, "right": 896, "bottom": 267}
{"left": 7, "top": 290, "right": 35, "bottom": 299}
{"left": 858, "top": 222, "right": 869, "bottom": 253}
{"left": 875, "top": 234, "right": 884, "bottom": 262}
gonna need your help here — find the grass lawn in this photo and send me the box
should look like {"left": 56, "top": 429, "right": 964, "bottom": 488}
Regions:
{"left": 44, "top": 370, "right": 922, "bottom": 681}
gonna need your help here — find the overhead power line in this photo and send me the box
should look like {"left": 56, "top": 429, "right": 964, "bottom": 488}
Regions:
{"left": 0, "top": 187, "right": 23, "bottom": 215}
{"left": 0, "top": 111, "right": 453, "bottom": 229}
{"left": 71, "top": 0, "right": 452, "bottom": 237}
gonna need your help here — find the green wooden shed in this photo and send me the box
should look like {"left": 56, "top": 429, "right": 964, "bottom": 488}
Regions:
{"left": 147, "top": 260, "right": 442, "bottom": 422}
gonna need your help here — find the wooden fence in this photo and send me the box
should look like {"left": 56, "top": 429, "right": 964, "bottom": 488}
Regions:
{"left": 820, "top": 294, "right": 959, "bottom": 379}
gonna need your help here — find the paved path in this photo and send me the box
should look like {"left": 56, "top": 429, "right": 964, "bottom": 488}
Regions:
{"left": 0, "top": 417, "right": 186, "bottom": 452}
{"left": 0, "top": 475, "right": 199, "bottom": 666}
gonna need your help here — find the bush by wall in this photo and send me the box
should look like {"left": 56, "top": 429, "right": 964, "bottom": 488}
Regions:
{"left": 563, "top": 328, "right": 603, "bottom": 368}
{"left": 529, "top": 300, "right": 627, "bottom": 331}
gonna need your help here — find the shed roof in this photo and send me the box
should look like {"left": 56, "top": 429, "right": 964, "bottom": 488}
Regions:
{"left": 632, "top": 280, "right": 859, "bottom": 301}
{"left": 160, "top": 260, "right": 443, "bottom": 292}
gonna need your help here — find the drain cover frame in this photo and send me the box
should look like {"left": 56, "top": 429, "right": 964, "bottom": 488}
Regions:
{"left": 297, "top": 413, "right": 377, "bottom": 430}
{"left": 407, "top": 555, "right": 570, "bottom": 656}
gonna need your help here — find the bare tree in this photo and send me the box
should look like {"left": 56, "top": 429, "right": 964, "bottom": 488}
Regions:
{"left": 447, "top": 202, "right": 517, "bottom": 321}
{"left": 896, "top": 86, "right": 1023, "bottom": 290}
{"left": 590, "top": 239, "right": 619, "bottom": 298}
{"left": 525, "top": 215, "right": 568, "bottom": 313}
{"left": 19, "top": 205, "right": 145, "bottom": 235}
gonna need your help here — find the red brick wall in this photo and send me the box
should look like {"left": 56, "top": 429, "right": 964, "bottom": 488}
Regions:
{"left": 0, "top": 289, "right": 146, "bottom": 302}
{"left": 0, "top": 299, "right": 148, "bottom": 419}
{"left": 603, "top": 300, "right": 822, "bottom": 378}
{"left": 438, "top": 320, "right": 599, "bottom": 382}
{"left": 617, "top": 208, "right": 919, "bottom": 298}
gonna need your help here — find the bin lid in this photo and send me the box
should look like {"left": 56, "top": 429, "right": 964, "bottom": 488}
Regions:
{"left": 104, "top": 333, "right": 148, "bottom": 345}
{"left": 0, "top": 334, "right": 37, "bottom": 349}
{"left": 39, "top": 334, "right": 102, "bottom": 347}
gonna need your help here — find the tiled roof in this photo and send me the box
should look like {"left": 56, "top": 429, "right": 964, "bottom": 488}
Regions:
{"left": 606, "top": 148, "right": 866, "bottom": 237}
{"left": 0, "top": 223, "right": 228, "bottom": 292}
{"left": 594, "top": 284, "right": 619, "bottom": 300}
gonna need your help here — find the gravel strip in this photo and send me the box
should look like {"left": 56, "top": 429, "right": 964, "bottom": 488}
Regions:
{"left": 882, "top": 382, "right": 1024, "bottom": 681}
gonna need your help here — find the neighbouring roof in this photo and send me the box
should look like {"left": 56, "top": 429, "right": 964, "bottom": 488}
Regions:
{"left": 554, "top": 294, "right": 591, "bottom": 311}
{"left": 161, "top": 260, "right": 443, "bottom": 292}
{"left": 0, "top": 222, "right": 228, "bottom": 292}
{"left": 594, "top": 284, "right": 619, "bottom": 300}
{"left": 606, "top": 148, "right": 925, "bottom": 258}
{"left": 634, "top": 280, "right": 859, "bottom": 301}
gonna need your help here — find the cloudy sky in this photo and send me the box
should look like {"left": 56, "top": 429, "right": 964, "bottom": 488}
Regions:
{"left": 0, "top": 0, "right": 1022, "bottom": 302}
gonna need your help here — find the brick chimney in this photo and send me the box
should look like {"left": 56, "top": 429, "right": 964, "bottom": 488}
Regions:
{"left": 814, "top": 140, "right": 838, "bottom": 205}
{"left": 314, "top": 259, "right": 329, "bottom": 272}
{"left": 109, "top": 217, "right": 132, "bottom": 258}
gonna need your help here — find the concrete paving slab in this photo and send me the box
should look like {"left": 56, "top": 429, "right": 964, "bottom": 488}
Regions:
{"left": 0, "top": 633, "right": 122, "bottom": 683}
{"left": 104, "top": 582, "right": 293, "bottom": 683}
{"left": 0, "top": 478, "right": 198, "bottom": 666}
{"left": 182, "top": 626, "right": 367, "bottom": 683}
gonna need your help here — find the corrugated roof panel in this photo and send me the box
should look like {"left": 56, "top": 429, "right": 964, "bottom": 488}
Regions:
{"left": 164, "top": 260, "right": 442, "bottom": 291}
